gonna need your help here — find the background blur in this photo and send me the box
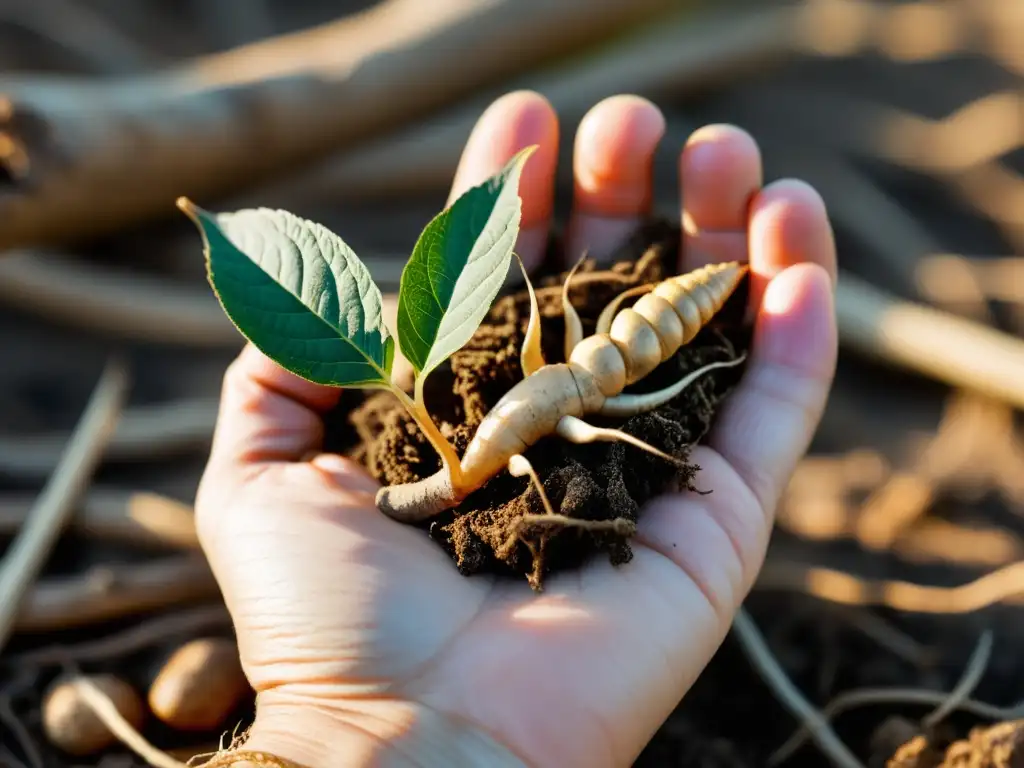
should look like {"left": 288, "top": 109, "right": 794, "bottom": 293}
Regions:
{"left": 1, "top": 0, "right": 1023, "bottom": 766}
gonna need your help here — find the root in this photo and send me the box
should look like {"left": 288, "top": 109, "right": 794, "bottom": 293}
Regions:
{"left": 769, "top": 629, "right": 997, "bottom": 765}
{"left": 517, "top": 254, "right": 546, "bottom": 376}
{"left": 508, "top": 454, "right": 556, "bottom": 517}
{"left": 599, "top": 354, "right": 747, "bottom": 417}
{"left": 733, "top": 607, "right": 865, "bottom": 768}
{"left": 518, "top": 513, "right": 636, "bottom": 537}
{"left": 596, "top": 282, "right": 655, "bottom": 334}
{"left": 555, "top": 414, "right": 689, "bottom": 468}
{"left": 561, "top": 253, "right": 587, "bottom": 359}
{"left": 63, "top": 668, "right": 186, "bottom": 768}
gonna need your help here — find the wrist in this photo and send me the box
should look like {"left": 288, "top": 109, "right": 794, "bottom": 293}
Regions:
{"left": 220, "top": 694, "right": 530, "bottom": 768}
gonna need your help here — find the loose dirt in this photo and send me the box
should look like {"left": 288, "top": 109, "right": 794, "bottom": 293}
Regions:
{"left": 326, "top": 220, "right": 750, "bottom": 590}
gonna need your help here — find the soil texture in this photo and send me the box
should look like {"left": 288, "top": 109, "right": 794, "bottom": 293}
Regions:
{"left": 327, "top": 221, "right": 751, "bottom": 590}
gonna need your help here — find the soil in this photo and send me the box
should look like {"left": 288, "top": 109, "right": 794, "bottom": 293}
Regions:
{"left": 326, "top": 220, "right": 751, "bottom": 590}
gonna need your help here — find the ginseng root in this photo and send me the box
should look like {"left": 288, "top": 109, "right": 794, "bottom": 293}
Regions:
{"left": 376, "top": 259, "right": 749, "bottom": 522}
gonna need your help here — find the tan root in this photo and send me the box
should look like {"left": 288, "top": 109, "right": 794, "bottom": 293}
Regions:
{"left": 375, "top": 260, "right": 748, "bottom": 522}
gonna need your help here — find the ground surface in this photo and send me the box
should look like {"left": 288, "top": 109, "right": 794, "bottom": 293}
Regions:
{"left": 2, "top": 1, "right": 1024, "bottom": 766}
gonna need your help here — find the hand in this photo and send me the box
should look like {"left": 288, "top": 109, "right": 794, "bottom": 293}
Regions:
{"left": 195, "top": 92, "right": 837, "bottom": 767}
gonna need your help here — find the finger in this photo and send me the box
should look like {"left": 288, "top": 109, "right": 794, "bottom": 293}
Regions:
{"left": 679, "top": 124, "right": 762, "bottom": 272}
{"left": 746, "top": 178, "right": 837, "bottom": 310}
{"left": 448, "top": 90, "right": 559, "bottom": 273}
{"left": 710, "top": 262, "right": 837, "bottom": 515}
{"left": 565, "top": 95, "right": 665, "bottom": 265}
{"left": 207, "top": 343, "right": 342, "bottom": 471}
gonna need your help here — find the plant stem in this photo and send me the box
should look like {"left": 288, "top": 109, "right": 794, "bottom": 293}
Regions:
{"left": 391, "top": 383, "right": 464, "bottom": 488}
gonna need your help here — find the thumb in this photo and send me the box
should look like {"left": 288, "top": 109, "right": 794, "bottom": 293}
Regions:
{"left": 207, "top": 343, "right": 343, "bottom": 475}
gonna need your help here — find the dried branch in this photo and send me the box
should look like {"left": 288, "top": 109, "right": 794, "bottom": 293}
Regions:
{"left": 0, "top": 252, "right": 237, "bottom": 345}
{"left": 5, "top": 603, "right": 229, "bottom": 667}
{"left": 732, "top": 607, "right": 865, "bottom": 768}
{"left": 15, "top": 556, "right": 219, "bottom": 633}
{"left": 0, "top": 0, "right": 156, "bottom": 74}
{"left": 0, "top": 248, "right": 407, "bottom": 346}
{"left": 0, "top": 0, "right": 679, "bottom": 249}
{"left": 0, "top": 396, "right": 217, "bottom": 480}
{"left": 756, "top": 559, "right": 1024, "bottom": 613}
{"left": 834, "top": 272, "right": 1024, "bottom": 411}
{"left": 0, "top": 488, "right": 199, "bottom": 549}
{"left": 769, "top": 630, "right": 995, "bottom": 764}
{"left": 249, "top": 4, "right": 799, "bottom": 207}
{"left": 0, "top": 359, "right": 128, "bottom": 653}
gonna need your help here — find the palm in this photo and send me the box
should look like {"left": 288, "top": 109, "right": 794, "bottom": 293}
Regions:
{"left": 195, "top": 92, "right": 837, "bottom": 766}
{"left": 210, "top": 442, "right": 762, "bottom": 767}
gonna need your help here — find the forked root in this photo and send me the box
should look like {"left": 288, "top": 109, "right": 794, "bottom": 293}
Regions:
{"left": 599, "top": 354, "right": 748, "bottom": 417}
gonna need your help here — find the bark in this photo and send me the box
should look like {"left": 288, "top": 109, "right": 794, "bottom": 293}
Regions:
{"left": 0, "top": 0, "right": 677, "bottom": 249}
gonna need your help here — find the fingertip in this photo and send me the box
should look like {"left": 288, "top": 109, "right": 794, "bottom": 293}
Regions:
{"left": 681, "top": 124, "right": 762, "bottom": 234}
{"left": 747, "top": 178, "right": 837, "bottom": 314}
{"left": 755, "top": 262, "right": 837, "bottom": 383}
{"left": 573, "top": 94, "right": 666, "bottom": 216}
{"left": 750, "top": 178, "right": 836, "bottom": 281}
{"left": 448, "top": 89, "right": 559, "bottom": 228}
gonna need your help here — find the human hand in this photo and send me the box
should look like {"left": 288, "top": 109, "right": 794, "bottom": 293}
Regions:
{"left": 195, "top": 91, "right": 837, "bottom": 768}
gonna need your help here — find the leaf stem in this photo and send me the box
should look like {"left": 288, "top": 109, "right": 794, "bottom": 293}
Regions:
{"left": 392, "top": 382, "right": 464, "bottom": 488}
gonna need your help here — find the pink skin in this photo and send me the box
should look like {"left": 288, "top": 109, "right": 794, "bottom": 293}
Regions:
{"left": 195, "top": 91, "right": 838, "bottom": 767}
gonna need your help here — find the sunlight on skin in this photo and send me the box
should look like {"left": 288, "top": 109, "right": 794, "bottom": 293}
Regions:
{"left": 197, "top": 91, "right": 838, "bottom": 767}
{"left": 567, "top": 95, "right": 666, "bottom": 265}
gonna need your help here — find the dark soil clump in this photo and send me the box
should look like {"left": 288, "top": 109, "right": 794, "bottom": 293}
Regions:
{"left": 327, "top": 221, "right": 751, "bottom": 589}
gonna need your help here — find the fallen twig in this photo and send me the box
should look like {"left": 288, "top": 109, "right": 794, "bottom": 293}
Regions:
{"left": 769, "top": 629, "right": 995, "bottom": 764}
{"left": 0, "top": 0, "right": 156, "bottom": 74}
{"left": 15, "top": 556, "right": 219, "bottom": 633}
{"left": 0, "top": 248, "right": 409, "bottom": 346}
{"left": 0, "top": 488, "right": 199, "bottom": 549}
{"left": 756, "top": 559, "right": 1024, "bottom": 613}
{"left": 5, "top": 603, "right": 229, "bottom": 668}
{"left": 732, "top": 607, "right": 865, "bottom": 768}
{"left": 0, "top": 0, "right": 678, "bottom": 249}
{"left": 0, "top": 358, "right": 128, "bottom": 653}
{"left": 0, "top": 396, "right": 218, "bottom": 480}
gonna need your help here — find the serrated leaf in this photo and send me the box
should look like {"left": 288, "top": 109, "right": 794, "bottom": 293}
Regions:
{"left": 396, "top": 145, "right": 535, "bottom": 378}
{"left": 179, "top": 199, "right": 394, "bottom": 388}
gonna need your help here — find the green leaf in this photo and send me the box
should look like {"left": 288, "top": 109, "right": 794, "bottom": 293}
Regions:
{"left": 178, "top": 198, "right": 394, "bottom": 388}
{"left": 396, "top": 145, "right": 536, "bottom": 378}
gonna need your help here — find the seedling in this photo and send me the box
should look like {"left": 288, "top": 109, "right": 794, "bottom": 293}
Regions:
{"left": 178, "top": 145, "right": 747, "bottom": 526}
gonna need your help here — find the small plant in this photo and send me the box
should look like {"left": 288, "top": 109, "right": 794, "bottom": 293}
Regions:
{"left": 179, "top": 146, "right": 747, "bottom": 527}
